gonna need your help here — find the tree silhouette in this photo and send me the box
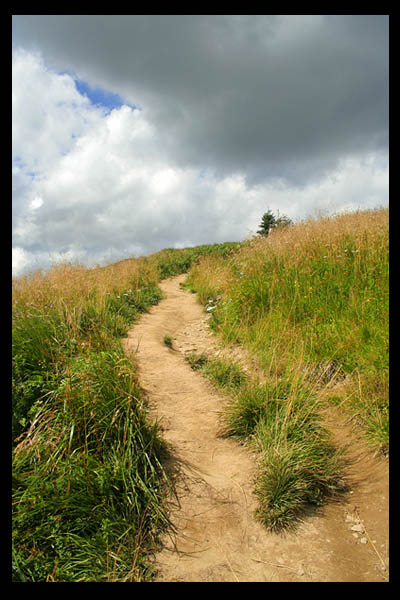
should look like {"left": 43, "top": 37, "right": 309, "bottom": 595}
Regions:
{"left": 257, "top": 210, "right": 292, "bottom": 236}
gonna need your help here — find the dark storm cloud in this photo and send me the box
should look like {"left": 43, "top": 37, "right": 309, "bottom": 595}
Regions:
{"left": 13, "top": 14, "right": 388, "bottom": 186}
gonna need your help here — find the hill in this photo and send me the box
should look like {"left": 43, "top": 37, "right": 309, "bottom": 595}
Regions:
{"left": 12, "top": 208, "right": 388, "bottom": 581}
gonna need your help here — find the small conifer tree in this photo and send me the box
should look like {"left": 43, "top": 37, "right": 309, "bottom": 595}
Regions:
{"left": 257, "top": 210, "right": 292, "bottom": 236}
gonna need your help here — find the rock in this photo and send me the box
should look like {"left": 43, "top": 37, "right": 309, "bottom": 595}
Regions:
{"left": 360, "top": 537, "right": 368, "bottom": 544}
{"left": 350, "top": 524, "right": 364, "bottom": 532}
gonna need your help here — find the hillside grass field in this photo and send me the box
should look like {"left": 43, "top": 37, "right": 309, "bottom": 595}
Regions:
{"left": 12, "top": 207, "right": 388, "bottom": 580}
{"left": 185, "top": 208, "right": 388, "bottom": 531}
{"left": 12, "top": 242, "right": 238, "bottom": 582}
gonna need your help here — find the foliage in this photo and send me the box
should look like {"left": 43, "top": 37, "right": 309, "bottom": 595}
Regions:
{"left": 257, "top": 209, "right": 277, "bottom": 236}
{"left": 186, "top": 208, "right": 388, "bottom": 529}
{"left": 187, "top": 354, "right": 348, "bottom": 531}
{"left": 257, "top": 209, "right": 293, "bottom": 236}
{"left": 12, "top": 240, "right": 242, "bottom": 581}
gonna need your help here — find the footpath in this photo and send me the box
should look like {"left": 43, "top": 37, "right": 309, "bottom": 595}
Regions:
{"left": 123, "top": 274, "right": 389, "bottom": 582}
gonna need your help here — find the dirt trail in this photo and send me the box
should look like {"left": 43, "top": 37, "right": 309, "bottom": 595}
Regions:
{"left": 123, "top": 274, "right": 389, "bottom": 582}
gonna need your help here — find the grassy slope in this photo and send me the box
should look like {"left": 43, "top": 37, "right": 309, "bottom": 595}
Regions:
{"left": 12, "top": 242, "right": 239, "bottom": 582}
{"left": 185, "top": 208, "right": 388, "bottom": 530}
{"left": 12, "top": 207, "right": 388, "bottom": 577}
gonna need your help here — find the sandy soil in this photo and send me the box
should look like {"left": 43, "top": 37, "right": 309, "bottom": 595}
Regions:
{"left": 123, "top": 274, "right": 389, "bottom": 582}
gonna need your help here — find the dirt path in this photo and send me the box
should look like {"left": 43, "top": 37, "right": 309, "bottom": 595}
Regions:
{"left": 123, "top": 274, "right": 389, "bottom": 582}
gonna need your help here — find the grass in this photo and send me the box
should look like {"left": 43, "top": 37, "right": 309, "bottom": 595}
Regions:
{"left": 187, "top": 208, "right": 389, "bottom": 453}
{"left": 163, "top": 335, "right": 173, "bottom": 349}
{"left": 12, "top": 209, "right": 388, "bottom": 571}
{"left": 185, "top": 208, "right": 388, "bottom": 530}
{"left": 12, "top": 258, "right": 168, "bottom": 581}
{"left": 186, "top": 353, "right": 348, "bottom": 531}
{"left": 12, "top": 242, "right": 241, "bottom": 582}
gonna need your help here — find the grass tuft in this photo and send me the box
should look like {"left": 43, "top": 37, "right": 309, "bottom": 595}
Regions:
{"left": 190, "top": 354, "right": 349, "bottom": 531}
{"left": 163, "top": 335, "right": 173, "bottom": 349}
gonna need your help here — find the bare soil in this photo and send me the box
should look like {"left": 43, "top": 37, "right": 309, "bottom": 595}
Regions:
{"left": 123, "top": 274, "right": 389, "bottom": 582}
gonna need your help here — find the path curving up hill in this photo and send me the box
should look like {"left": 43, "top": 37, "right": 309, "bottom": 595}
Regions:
{"left": 123, "top": 274, "right": 389, "bottom": 582}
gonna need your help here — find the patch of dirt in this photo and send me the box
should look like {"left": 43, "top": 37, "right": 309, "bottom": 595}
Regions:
{"left": 123, "top": 274, "right": 389, "bottom": 582}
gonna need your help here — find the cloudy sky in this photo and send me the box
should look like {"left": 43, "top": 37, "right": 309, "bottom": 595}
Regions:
{"left": 12, "top": 14, "right": 389, "bottom": 276}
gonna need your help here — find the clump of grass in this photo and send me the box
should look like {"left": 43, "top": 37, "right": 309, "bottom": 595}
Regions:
{"left": 185, "top": 353, "right": 209, "bottom": 371}
{"left": 12, "top": 349, "right": 172, "bottom": 582}
{"left": 163, "top": 335, "right": 173, "bottom": 349}
{"left": 254, "top": 429, "right": 347, "bottom": 532}
{"left": 186, "top": 353, "right": 248, "bottom": 390}
{"left": 191, "top": 354, "right": 348, "bottom": 531}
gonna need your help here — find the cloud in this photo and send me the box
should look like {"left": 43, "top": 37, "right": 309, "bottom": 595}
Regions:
{"left": 12, "top": 16, "right": 388, "bottom": 276}
{"left": 13, "top": 15, "right": 388, "bottom": 185}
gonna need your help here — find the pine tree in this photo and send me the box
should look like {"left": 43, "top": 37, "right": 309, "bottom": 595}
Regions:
{"left": 257, "top": 210, "right": 277, "bottom": 236}
{"left": 257, "top": 210, "right": 293, "bottom": 236}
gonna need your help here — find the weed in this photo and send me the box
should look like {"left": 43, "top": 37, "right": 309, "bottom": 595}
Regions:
{"left": 163, "top": 335, "right": 173, "bottom": 349}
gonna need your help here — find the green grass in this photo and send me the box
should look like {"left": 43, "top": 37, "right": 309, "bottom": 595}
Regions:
{"left": 12, "top": 285, "right": 169, "bottom": 581}
{"left": 150, "top": 242, "right": 240, "bottom": 280}
{"left": 163, "top": 335, "right": 173, "bottom": 349}
{"left": 187, "top": 208, "right": 389, "bottom": 453}
{"left": 12, "top": 350, "right": 171, "bottom": 581}
{"left": 12, "top": 241, "right": 242, "bottom": 582}
{"left": 186, "top": 353, "right": 247, "bottom": 390}
{"left": 187, "top": 353, "right": 348, "bottom": 531}
{"left": 185, "top": 208, "right": 388, "bottom": 531}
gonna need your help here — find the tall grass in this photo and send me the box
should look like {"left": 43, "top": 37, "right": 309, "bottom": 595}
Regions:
{"left": 12, "top": 242, "right": 240, "bottom": 581}
{"left": 12, "top": 258, "right": 168, "bottom": 581}
{"left": 187, "top": 208, "right": 389, "bottom": 453}
{"left": 186, "top": 353, "right": 348, "bottom": 531}
{"left": 186, "top": 208, "right": 388, "bottom": 530}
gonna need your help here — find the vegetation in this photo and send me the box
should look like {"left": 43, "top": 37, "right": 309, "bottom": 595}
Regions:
{"left": 12, "top": 207, "right": 388, "bottom": 576}
{"left": 257, "top": 209, "right": 293, "bottom": 236}
{"left": 163, "top": 335, "right": 173, "bottom": 349}
{"left": 186, "top": 208, "right": 388, "bottom": 529}
{"left": 186, "top": 352, "right": 349, "bottom": 530}
{"left": 12, "top": 242, "right": 240, "bottom": 582}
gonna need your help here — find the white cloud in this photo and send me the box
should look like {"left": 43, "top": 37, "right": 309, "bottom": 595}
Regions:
{"left": 12, "top": 247, "right": 31, "bottom": 277}
{"left": 29, "top": 196, "right": 43, "bottom": 210}
{"left": 12, "top": 37, "right": 388, "bottom": 277}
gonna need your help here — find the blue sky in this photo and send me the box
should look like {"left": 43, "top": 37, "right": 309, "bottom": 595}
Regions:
{"left": 12, "top": 15, "right": 388, "bottom": 277}
{"left": 73, "top": 78, "right": 131, "bottom": 113}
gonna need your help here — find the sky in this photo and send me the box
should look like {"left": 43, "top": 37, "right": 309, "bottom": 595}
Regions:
{"left": 12, "top": 14, "right": 389, "bottom": 277}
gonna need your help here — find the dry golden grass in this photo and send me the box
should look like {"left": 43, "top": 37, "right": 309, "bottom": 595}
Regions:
{"left": 187, "top": 207, "right": 389, "bottom": 453}
{"left": 12, "top": 256, "right": 159, "bottom": 313}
